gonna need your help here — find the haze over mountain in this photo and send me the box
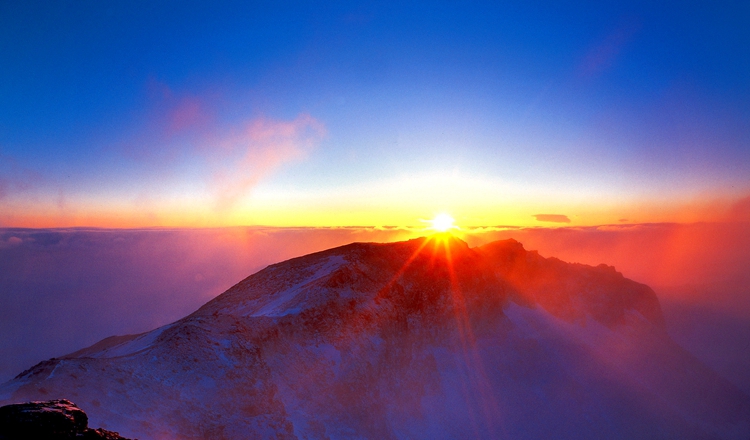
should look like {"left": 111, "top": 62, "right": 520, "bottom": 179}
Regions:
{"left": 2, "top": 235, "right": 747, "bottom": 439}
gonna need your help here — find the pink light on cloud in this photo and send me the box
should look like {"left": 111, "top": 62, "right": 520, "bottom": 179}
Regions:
{"left": 147, "top": 79, "right": 215, "bottom": 136}
{"left": 148, "top": 80, "right": 229, "bottom": 143}
{"left": 122, "top": 80, "right": 327, "bottom": 210}
{"left": 210, "top": 113, "right": 326, "bottom": 209}
{"left": 121, "top": 80, "right": 219, "bottom": 162}
{"left": 167, "top": 96, "right": 206, "bottom": 135}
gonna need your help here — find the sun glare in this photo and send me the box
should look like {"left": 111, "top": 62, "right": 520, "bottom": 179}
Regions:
{"left": 430, "top": 213, "right": 456, "bottom": 232}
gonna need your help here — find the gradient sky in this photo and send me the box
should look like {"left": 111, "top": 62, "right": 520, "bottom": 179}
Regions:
{"left": 1, "top": 1, "right": 749, "bottom": 227}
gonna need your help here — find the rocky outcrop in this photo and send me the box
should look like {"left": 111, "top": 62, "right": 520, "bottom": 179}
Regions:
{"left": 0, "top": 399, "right": 131, "bottom": 440}
{"left": 479, "top": 238, "right": 665, "bottom": 326}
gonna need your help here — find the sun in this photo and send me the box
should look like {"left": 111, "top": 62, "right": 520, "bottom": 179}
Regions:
{"left": 429, "top": 213, "right": 456, "bottom": 232}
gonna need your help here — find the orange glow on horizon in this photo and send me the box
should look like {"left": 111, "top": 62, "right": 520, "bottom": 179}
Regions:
{"left": 0, "top": 188, "right": 746, "bottom": 229}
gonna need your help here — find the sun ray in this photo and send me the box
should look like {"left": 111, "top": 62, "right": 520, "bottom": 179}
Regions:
{"left": 442, "top": 236, "right": 505, "bottom": 437}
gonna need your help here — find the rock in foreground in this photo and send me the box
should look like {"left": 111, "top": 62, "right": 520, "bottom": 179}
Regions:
{"left": 0, "top": 399, "right": 131, "bottom": 440}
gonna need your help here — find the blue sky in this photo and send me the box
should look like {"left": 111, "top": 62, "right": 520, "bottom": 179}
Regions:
{"left": 1, "top": 1, "right": 748, "bottom": 226}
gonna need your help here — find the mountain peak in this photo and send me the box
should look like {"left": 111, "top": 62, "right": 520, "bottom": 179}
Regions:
{"left": 179, "top": 235, "right": 661, "bottom": 331}
{"left": 2, "top": 236, "right": 735, "bottom": 440}
{"left": 190, "top": 234, "right": 498, "bottom": 325}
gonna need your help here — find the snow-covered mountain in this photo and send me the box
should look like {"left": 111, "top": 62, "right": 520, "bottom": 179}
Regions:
{"left": 1, "top": 235, "right": 748, "bottom": 439}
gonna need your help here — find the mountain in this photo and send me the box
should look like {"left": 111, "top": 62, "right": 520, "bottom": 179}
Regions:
{"left": 1, "top": 235, "right": 748, "bottom": 439}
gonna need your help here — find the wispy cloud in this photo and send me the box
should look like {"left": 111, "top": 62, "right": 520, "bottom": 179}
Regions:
{"left": 149, "top": 79, "right": 216, "bottom": 133}
{"left": 533, "top": 214, "right": 571, "bottom": 223}
{"left": 210, "top": 114, "right": 326, "bottom": 209}
{"left": 115, "top": 80, "right": 327, "bottom": 210}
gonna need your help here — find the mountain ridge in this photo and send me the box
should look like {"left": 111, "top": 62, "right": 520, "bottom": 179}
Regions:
{"left": 2, "top": 235, "right": 747, "bottom": 439}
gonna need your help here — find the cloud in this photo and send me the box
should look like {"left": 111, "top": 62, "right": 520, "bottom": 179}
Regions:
{"left": 533, "top": 214, "right": 571, "bottom": 223}
{"left": 148, "top": 79, "right": 217, "bottom": 137}
{"left": 123, "top": 81, "right": 327, "bottom": 210}
{"left": 210, "top": 114, "right": 326, "bottom": 209}
{"left": 166, "top": 97, "right": 208, "bottom": 137}
{"left": 0, "top": 235, "right": 22, "bottom": 249}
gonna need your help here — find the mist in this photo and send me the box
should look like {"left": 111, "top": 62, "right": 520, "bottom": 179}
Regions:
{"left": 466, "top": 222, "right": 750, "bottom": 394}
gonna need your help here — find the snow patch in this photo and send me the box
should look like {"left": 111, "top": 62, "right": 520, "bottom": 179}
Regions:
{"left": 251, "top": 255, "right": 348, "bottom": 317}
{"left": 88, "top": 324, "right": 175, "bottom": 359}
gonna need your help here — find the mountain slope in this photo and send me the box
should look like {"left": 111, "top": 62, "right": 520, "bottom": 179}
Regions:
{"left": 1, "top": 236, "right": 748, "bottom": 439}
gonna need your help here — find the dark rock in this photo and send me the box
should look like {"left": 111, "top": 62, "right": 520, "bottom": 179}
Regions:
{"left": 0, "top": 399, "right": 131, "bottom": 440}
